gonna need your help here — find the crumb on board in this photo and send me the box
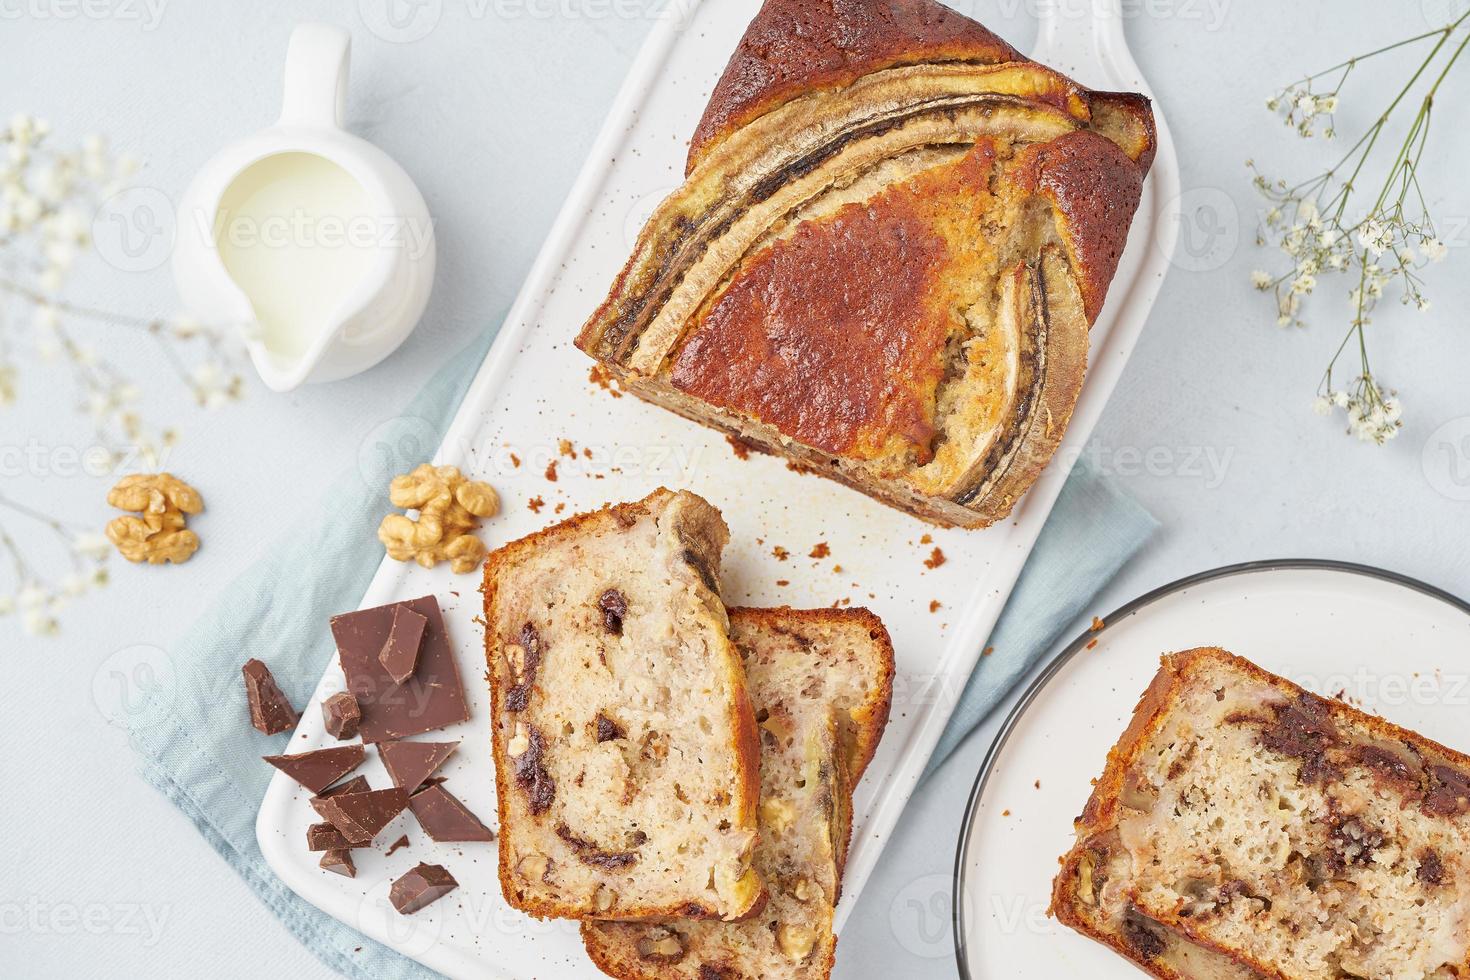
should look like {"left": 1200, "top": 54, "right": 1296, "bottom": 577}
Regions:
{"left": 527, "top": 496, "right": 545, "bottom": 513}
{"left": 832, "top": 564, "right": 844, "bottom": 574}
{"left": 1090, "top": 616, "right": 1105, "bottom": 631}
{"left": 558, "top": 439, "right": 576, "bottom": 458}
{"left": 809, "top": 542, "right": 830, "bottom": 559}
{"left": 772, "top": 545, "right": 790, "bottom": 561}
{"left": 510, "top": 453, "right": 521, "bottom": 468}
{"left": 982, "top": 646, "right": 995, "bottom": 657}
{"left": 920, "top": 533, "right": 932, "bottom": 544}
{"left": 1034, "top": 779, "right": 1041, "bottom": 790}
{"left": 923, "top": 547, "right": 946, "bottom": 570}
{"left": 929, "top": 600, "right": 941, "bottom": 613}
{"left": 725, "top": 435, "right": 751, "bottom": 460}
{"left": 545, "top": 460, "right": 558, "bottom": 482}
{"left": 555, "top": 503, "right": 565, "bottom": 514}
{"left": 776, "top": 579, "right": 790, "bottom": 587}
{"left": 588, "top": 365, "right": 622, "bottom": 397}
{"left": 1002, "top": 809, "right": 1011, "bottom": 817}
{"left": 1086, "top": 638, "right": 1099, "bottom": 650}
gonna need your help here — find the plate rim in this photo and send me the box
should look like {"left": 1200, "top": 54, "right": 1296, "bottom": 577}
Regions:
{"left": 950, "top": 557, "right": 1470, "bottom": 980}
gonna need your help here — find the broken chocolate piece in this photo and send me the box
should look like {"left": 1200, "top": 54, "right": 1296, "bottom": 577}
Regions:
{"left": 316, "top": 787, "right": 411, "bottom": 844}
{"left": 379, "top": 604, "right": 428, "bottom": 685}
{"left": 243, "top": 658, "right": 299, "bottom": 735}
{"left": 379, "top": 740, "right": 459, "bottom": 790}
{"left": 385, "top": 835, "right": 410, "bottom": 856}
{"left": 319, "top": 849, "right": 356, "bottom": 878}
{"left": 389, "top": 863, "right": 458, "bottom": 915}
{"left": 263, "top": 744, "right": 365, "bottom": 794}
{"left": 408, "top": 782, "right": 495, "bottom": 843}
{"left": 310, "top": 775, "right": 370, "bottom": 819}
{"left": 321, "top": 692, "right": 361, "bottom": 740}
{"left": 307, "top": 822, "right": 369, "bottom": 851}
{"left": 330, "top": 596, "right": 470, "bottom": 743}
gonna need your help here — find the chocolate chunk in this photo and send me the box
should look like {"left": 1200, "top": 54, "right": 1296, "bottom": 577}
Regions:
{"left": 1329, "top": 817, "right": 1387, "bottom": 870}
{"left": 555, "top": 823, "right": 639, "bottom": 868}
{"left": 379, "top": 740, "right": 459, "bottom": 790}
{"left": 330, "top": 596, "right": 470, "bottom": 743}
{"left": 310, "top": 776, "right": 371, "bottom": 818}
{"left": 389, "top": 863, "right": 458, "bottom": 915}
{"left": 263, "top": 744, "right": 365, "bottom": 794}
{"left": 307, "top": 822, "right": 368, "bottom": 851}
{"left": 1351, "top": 744, "right": 1422, "bottom": 789}
{"left": 1122, "top": 906, "right": 1166, "bottom": 960}
{"left": 1419, "top": 849, "right": 1446, "bottom": 886}
{"left": 408, "top": 782, "right": 495, "bottom": 843}
{"left": 1424, "top": 764, "right": 1470, "bottom": 816}
{"left": 595, "top": 713, "right": 625, "bottom": 743}
{"left": 385, "top": 835, "right": 410, "bottom": 857}
{"left": 504, "top": 623, "right": 541, "bottom": 713}
{"left": 321, "top": 692, "right": 361, "bottom": 740}
{"left": 243, "top": 658, "right": 299, "bottom": 735}
{"left": 597, "top": 589, "right": 627, "bottom": 635}
{"left": 319, "top": 849, "right": 356, "bottom": 878}
{"left": 379, "top": 604, "right": 428, "bottom": 686}
{"left": 1260, "top": 695, "right": 1340, "bottom": 783}
{"left": 513, "top": 724, "right": 555, "bottom": 814}
{"left": 316, "top": 787, "right": 411, "bottom": 844}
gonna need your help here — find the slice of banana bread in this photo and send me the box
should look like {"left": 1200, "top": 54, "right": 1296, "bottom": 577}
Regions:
{"left": 484, "top": 489, "right": 764, "bottom": 921}
{"left": 582, "top": 607, "right": 895, "bottom": 980}
{"left": 1052, "top": 648, "right": 1470, "bottom": 979}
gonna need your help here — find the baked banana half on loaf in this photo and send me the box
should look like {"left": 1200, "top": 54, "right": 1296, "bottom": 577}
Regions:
{"left": 483, "top": 489, "right": 765, "bottom": 921}
{"left": 1052, "top": 648, "right": 1470, "bottom": 979}
{"left": 582, "top": 607, "right": 895, "bottom": 980}
{"left": 577, "top": 0, "right": 1156, "bottom": 528}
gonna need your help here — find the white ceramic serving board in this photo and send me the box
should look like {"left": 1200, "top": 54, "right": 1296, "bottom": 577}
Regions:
{"left": 956, "top": 563, "right": 1470, "bottom": 978}
{"left": 257, "top": 1, "right": 1180, "bottom": 976}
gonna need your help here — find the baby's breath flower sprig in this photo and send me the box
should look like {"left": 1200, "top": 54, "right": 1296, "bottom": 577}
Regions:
{"left": 0, "top": 491, "right": 110, "bottom": 638}
{"left": 1, "top": 113, "right": 249, "bottom": 635}
{"left": 1249, "top": 14, "right": 1470, "bottom": 444}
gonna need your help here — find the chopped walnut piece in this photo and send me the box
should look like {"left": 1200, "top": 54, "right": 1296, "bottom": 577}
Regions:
{"left": 378, "top": 464, "right": 497, "bottom": 573}
{"left": 105, "top": 473, "right": 204, "bottom": 564}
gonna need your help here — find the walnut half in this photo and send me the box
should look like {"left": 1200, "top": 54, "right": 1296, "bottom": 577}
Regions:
{"left": 636, "top": 926, "right": 686, "bottom": 963}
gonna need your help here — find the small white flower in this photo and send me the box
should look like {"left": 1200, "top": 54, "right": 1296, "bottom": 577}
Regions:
{"left": 1416, "top": 296, "right": 1432, "bottom": 313}
{"left": 1295, "top": 93, "right": 1318, "bottom": 116}
{"left": 1313, "top": 395, "right": 1332, "bottom": 417}
{"left": 1423, "top": 238, "right": 1448, "bottom": 261}
{"left": 17, "top": 584, "right": 49, "bottom": 610}
{"left": 72, "top": 532, "right": 111, "bottom": 561}
{"left": 1383, "top": 397, "right": 1403, "bottom": 422}
{"left": 22, "top": 609, "right": 59, "bottom": 636}
{"left": 1319, "top": 95, "right": 1339, "bottom": 114}
{"left": 1251, "top": 270, "right": 1273, "bottom": 289}
{"left": 1357, "top": 219, "right": 1393, "bottom": 257}
{"left": 1332, "top": 391, "right": 1350, "bottom": 408}
{"left": 61, "top": 572, "right": 89, "bottom": 598}
{"left": 0, "top": 594, "right": 13, "bottom": 616}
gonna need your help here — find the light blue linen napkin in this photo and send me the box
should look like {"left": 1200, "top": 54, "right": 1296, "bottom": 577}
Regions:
{"left": 923, "top": 467, "right": 1159, "bottom": 778}
{"left": 127, "top": 322, "right": 1155, "bottom": 979}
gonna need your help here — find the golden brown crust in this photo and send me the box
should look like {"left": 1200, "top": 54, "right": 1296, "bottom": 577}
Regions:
{"left": 1051, "top": 647, "right": 1470, "bottom": 979}
{"left": 687, "top": 0, "right": 1022, "bottom": 174}
{"left": 482, "top": 489, "right": 765, "bottom": 922}
{"left": 1013, "top": 130, "right": 1146, "bottom": 322}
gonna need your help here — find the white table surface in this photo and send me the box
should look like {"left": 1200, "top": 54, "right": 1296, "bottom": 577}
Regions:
{"left": 6, "top": 1, "right": 1470, "bottom": 977}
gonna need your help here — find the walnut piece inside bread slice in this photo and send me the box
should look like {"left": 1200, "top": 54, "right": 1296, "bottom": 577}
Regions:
{"left": 1052, "top": 648, "right": 1470, "bottom": 979}
{"left": 576, "top": 0, "right": 1155, "bottom": 528}
{"left": 582, "top": 607, "right": 896, "bottom": 980}
{"left": 483, "top": 489, "right": 764, "bottom": 921}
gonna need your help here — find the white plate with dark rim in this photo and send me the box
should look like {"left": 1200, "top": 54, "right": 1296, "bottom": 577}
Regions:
{"left": 254, "top": 0, "right": 1179, "bottom": 976}
{"left": 953, "top": 560, "right": 1470, "bottom": 979}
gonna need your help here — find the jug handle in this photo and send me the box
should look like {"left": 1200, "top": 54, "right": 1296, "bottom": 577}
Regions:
{"left": 279, "top": 23, "right": 351, "bottom": 130}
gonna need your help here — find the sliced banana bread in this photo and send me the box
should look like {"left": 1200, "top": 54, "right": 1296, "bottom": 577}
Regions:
{"left": 484, "top": 488, "right": 764, "bottom": 921}
{"left": 582, "top": 607, "right": 895, "bottom": 979}
{"left": 1052, "top": 647, "right": 1470, "bottom": 979}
